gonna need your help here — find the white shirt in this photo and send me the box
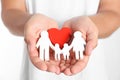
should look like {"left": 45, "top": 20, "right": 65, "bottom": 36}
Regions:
{"left": 21, "top": 0, "right": 108, "bottom": 80}
{"left": 26, "top": 0, "right": 100, "bottom": 27}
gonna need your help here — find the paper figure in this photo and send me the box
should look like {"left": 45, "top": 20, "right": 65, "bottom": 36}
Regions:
{"left": 62, "top": 43, "right": 71, "bottom": 60}
{"left": 70, "top": 31, "right": 86, "bottom": 59}
{"left": 36, "top": 29, "right": 86, "bottom": 61}
{"left": 54, "top": 43, "right": 62, "bottom": 60}
{"left": 36, "top": 31, "right": 54, "bottom": 61}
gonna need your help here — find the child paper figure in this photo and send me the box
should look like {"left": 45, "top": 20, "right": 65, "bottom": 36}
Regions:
{"left": 62, "top": 43, "right": 71, "bottom": 60}
{"left": 36, "top": 31, "right": 54, "bottom": 61}
{"left": 70, "top": 31, "right": 86, "bottom": 59}
{"left": 54, "top": 43, "right": 62, "bottom": 60}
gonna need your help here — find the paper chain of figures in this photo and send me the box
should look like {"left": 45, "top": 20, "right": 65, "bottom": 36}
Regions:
{"left": 36, "top": 28, "right": 86, "bottom": 61}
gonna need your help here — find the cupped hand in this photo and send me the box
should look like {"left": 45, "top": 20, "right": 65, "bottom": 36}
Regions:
{"left": 24, "top": 14, "right": 60, "bottom": 74}
{"left": 60, "top": 16, "right": 98, "bottom": 75}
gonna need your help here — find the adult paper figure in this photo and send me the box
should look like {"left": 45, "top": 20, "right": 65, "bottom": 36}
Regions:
{"left": 70, "top": 31, "right": 86, "bottom": 59}
{"left": 36, "top": 31, "right": 54, "bottom": 60}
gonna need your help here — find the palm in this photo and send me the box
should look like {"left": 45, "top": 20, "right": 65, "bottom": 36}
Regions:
{"left": 24, "top": 14, "right": 61, "bottom": 74}
{"left": 27, "top": 31, "right": 61, "bottom": 74}
{"left": 60, "top": 16, "right": 98, "bottom": 75}
{"left": 59, "top": 52, "right": 89, "bottom": 75}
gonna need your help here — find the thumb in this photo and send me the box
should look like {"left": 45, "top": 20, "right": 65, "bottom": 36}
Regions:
{"left": 85, "top": 34, "right": 98, "bottom": 56}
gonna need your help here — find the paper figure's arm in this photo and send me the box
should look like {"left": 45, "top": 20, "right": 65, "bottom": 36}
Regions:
{"left": 69, "top": 40, "right": 74, "bottom": 50}
{"left": 81, "top": 37, "right": 86, "bottom": 45}
{"left": 36, "top": 38, "right": 41, "bottom": 48}
{"left": 66, "top": 43, "right": 72, "bottom": 51}
{"left": 49, "top": 41, "right": 55, "bottom": 50}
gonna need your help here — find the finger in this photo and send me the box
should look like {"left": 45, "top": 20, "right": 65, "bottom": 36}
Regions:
{"left": 27, "top": 36, "right": 39, "bottom": 55}
{"left": 46, "top": 60, "right": 60, "bottom": 74}
{"left": 70, "top": 55, "right": 89, "bottom": 75}
{"left": 70, "top": 59, "right": 76, "bottom": 65}
{"left": 46, "top": 64, "right": 59, "bottom": 73}
{"left": 49, "top": 60, "right": 60, "bottom": 66}
{"left": 30, "top": 56, "right": 48, "bottom": 71}
{"left": 28, "top": 44, "right": 38, "bottom": 58}
{"left": 60, "top": 52, "right": 75, "bottom": 72}
{"left": 60, "top": 60, "right": 70, "bottom": 72}
{"left": 28, "top": 43, "right": 48, "bottom": 71}
{"left": 85, "top": 32, "right": 98, "bottom": 56}
{"left": 64, "top": 68, "right": 72, "bottom": 76}
{"left": 60, "top": 60, "right": 66, "bottom": 71}
{"left": 63, "top": 59, "right": 77, "bottom": 76}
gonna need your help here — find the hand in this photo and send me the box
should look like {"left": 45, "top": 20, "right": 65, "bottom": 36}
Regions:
{"left": 24, "top": 14, "right": 60, "bottom": 74}
{"left": 60, "top": 16, "right": 98, "bottom": 75}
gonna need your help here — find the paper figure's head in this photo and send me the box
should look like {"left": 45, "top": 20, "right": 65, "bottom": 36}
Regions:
{"left": 64, "top": 43, "right": 68, "bottom": 47}
{"left": 41, "top": 31, "right": 48, "bottom": 37}
{"left": 74, "top": 31, "right": 82, "bottom": 38}
{"left": 55, "top": 43, "right": 60, "bottom": 48}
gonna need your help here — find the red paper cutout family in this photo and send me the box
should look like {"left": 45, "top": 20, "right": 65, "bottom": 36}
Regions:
{"left": 36, "top": 28, "right": 86, "bottom": 61}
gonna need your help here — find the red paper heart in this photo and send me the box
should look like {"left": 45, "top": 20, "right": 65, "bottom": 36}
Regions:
{"left": 48, "top": 28, "right": 72, "bottom": 48}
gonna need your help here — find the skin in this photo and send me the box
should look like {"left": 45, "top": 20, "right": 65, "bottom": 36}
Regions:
{"left": 1, "top": 0, "right": 120, "bottom": 76}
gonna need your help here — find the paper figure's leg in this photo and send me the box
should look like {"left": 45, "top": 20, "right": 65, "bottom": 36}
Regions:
{"left": 80, "top": 51, "right": 84, "bottom": 59}
{"left": 63, "top": 54, "right": 66, "bottom": 60}
{"left": 40, "top": 47, "right": 44, "bottom": 61}
{"left": 66, "top": 53, "right": 69, "bottom": 60}
{"left": 45, "top": 48, "right": 49, "bottom": 61}
{"left": 55, "top": 53, "right": 58, "bottom": 60}
{"left": 58, "top": 54, "right": 61, "bottom": 60}
{"left": 75, "top": 51, "right": 79, "bottom": 60}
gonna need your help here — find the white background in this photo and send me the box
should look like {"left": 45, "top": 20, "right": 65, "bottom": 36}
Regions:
{"left": 0, "top": 2, "right": 24, "bottom": 80}
{"left": 0, "top": 1, "right": 120, "bottom": 80}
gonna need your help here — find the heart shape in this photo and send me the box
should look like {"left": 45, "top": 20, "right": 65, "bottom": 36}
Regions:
{"left": 48, "top": 28, "right": 72, "bottom": 48}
